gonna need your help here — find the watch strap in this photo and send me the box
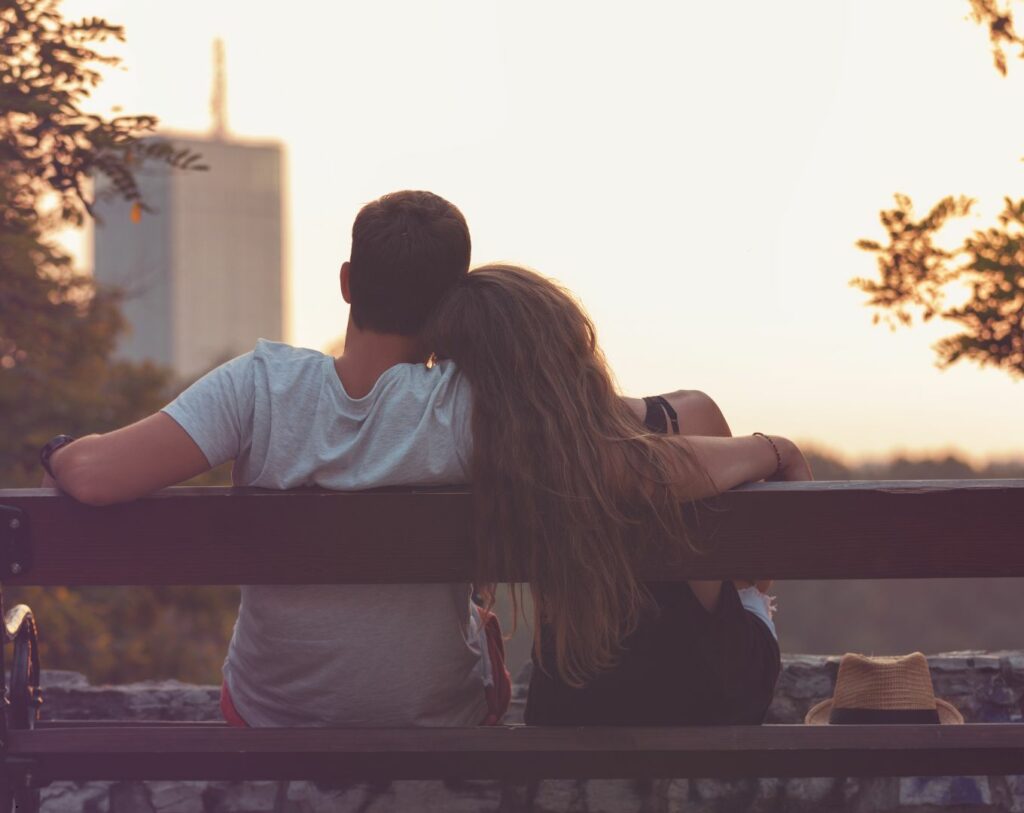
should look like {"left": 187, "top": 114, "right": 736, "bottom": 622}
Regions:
{"left": 40, "top": 434, "right": 76, "bottom": 479}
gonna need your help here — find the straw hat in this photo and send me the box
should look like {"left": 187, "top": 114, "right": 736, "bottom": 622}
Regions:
{"left": 804, "top": 652, "right": 963, "bottom": 725}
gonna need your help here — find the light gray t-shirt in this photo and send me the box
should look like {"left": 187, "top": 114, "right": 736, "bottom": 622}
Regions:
{"left": 163, "top": 339, "right": 490, "bottom": 727}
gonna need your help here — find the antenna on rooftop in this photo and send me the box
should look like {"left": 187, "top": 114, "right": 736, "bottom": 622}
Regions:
{"left": 211, "top": 38, "right": 228, "bottom": 140}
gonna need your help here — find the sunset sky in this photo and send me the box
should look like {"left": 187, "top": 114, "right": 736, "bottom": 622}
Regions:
{"left": 64, "top": 0, "right": 1024, "bottom": 463}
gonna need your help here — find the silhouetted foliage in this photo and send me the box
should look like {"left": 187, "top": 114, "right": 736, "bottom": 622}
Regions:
{"left": 0, "top": 0, "right": 206, "bottom": 483}
{"left": 854, "top": 1, "right": 1024, "bottom": 378}
{"left": 0, "top": 0, "right": 236, "bottom": 684}
{"left": 0, "top": 0, "right": 205, "bottom": 227}
{"left": 970, "top": 0, "right": 1024, "bottom": 75}
{"left": 803, "top": 445, "right": 1024, "bottom": 481}
{"left": 803, "top": 449, "right": 853, "bottom": 481}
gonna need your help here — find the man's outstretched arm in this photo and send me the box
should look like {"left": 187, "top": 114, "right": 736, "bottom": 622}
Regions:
{"left": 42, "top": 352, "right": 253, "bottom": 505}
{"left": 44, "top": 413, "right": 212, "bottom": 506}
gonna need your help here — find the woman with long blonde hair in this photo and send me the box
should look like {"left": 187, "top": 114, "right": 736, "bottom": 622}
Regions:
{"left": 424, "top": 264, "right": 811, "bottom": 725}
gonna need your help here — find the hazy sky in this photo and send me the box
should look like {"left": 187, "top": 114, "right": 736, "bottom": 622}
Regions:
{"left": 65, "top": 0, "right": 1024, "bottom": 462}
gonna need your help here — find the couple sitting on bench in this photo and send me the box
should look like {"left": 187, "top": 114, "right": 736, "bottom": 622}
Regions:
{"left": 38, "top": 190, "right": 812, "bottom": 729}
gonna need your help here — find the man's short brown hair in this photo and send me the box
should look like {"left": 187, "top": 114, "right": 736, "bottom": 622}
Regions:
{"left": 349, "top": 190, "right": 471, "bottom": 335}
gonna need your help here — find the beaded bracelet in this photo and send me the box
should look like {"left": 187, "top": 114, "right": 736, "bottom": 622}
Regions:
{"left": 753, "top": 432, "right": 783, "bottom": 479}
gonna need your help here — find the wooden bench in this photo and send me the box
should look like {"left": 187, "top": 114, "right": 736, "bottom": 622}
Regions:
{"left": 1, "top": 480, "right": 1023, "bottom": 809}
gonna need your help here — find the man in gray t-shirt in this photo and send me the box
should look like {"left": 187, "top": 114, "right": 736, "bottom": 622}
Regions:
{"left": 42, "top": 191, "right": 510, "bottom": 726}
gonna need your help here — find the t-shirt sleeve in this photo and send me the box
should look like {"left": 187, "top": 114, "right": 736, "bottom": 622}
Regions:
{"left": 161, "top": 352, "right": 256, "bottom": 468}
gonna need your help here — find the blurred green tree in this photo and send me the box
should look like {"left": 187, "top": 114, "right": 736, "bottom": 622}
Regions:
{"left": 853, "top": 0, "right": 1024, "bottom": 378}
{"left": 0, "top": 0, "right": 239, "bottom": 685}
{"left": 0, "top": 0, "right": 205, "bottom": 483}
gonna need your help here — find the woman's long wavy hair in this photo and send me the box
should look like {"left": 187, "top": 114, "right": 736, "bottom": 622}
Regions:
{"left": 423, "top": 265, "right": 711, "bottom": 687}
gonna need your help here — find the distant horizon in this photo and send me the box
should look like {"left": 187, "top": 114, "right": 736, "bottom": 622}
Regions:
{"left": 794, "top": 442, "right": 1024, "bottom": 470}
{"left": 64, "top": 0, "right": 1023, "bottom": 462}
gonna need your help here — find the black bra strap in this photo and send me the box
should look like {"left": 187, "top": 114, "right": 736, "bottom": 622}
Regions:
{"left": 642, "top": 395, "right": 680, "bottom": 435}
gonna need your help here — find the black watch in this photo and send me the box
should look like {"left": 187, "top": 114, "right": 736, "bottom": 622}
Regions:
{"left": 40, "top": 434, "right": 76, "bottom": 479}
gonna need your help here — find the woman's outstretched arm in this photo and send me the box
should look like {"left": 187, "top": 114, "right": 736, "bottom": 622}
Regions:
{"left": 623, "top": 390, "right": 811, "bottom": 490}
{"left": 684, "top": 433, "right": 812, "bottom": 496}
{"left": 669, "top": 433, "right": 810, "bottom": 611}
{"left": 622, "top": 389, "right": 806, "bottom": 606}
{"left": 622, "top": 390, "right": 731, "bottom": 437}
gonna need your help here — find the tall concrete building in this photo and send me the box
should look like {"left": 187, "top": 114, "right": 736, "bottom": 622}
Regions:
{"left": 93, "top": 42, "right": 284, "bottom": 378}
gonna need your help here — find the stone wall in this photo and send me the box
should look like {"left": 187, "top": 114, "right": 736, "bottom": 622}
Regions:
{"left": 27, "top": 652, "right": 1024, "bottom": 812}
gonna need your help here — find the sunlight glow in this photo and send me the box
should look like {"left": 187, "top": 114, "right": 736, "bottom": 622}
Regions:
{"left": 63, "top": 0, "right": 1024, "bottom": 462}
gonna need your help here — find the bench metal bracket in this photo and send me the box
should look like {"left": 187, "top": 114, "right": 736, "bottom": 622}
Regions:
{"left": 0, "top": 507, "right": 38, "bottom": 812}
{"left": 0, "top": 507, "right": 32, "bottom": 579}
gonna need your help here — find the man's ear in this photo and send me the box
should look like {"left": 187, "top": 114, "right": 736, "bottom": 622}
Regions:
{"left": 340, "top": 262, "right": 352, "bottom": 304}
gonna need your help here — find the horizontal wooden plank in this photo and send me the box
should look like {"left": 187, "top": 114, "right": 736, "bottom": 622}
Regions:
{"left": 8, "top": 724, "right": 1024, "bottom": 780}
{"left": 0, "top": 481, "right": 1022, "bottom": 584}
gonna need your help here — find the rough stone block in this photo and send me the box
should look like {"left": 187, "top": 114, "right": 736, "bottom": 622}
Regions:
{"left": 745, "top": 778, "right": 781, "bottom": 812}
{"left": 769, "top": 655, "right": 837, "bottom": 723}
{"left": 40, "top": 671, "right": 90, "bottom": 689}
{"left": 1001, "top": 775, "right": 1024, "bottom": 813}
{"left": 209, "top": 780, "right": 284, "bottom": 812}
{"left": 40, "top": 675, "right": 220, "bottom": 723}
{"left": 1001, "top": 652, "right": 1024, "bottom": 684}
{"left": 842, "top": 777, "right": 861, "bottom": 806}
{"left": 110, "top": 781, "right": 153, "bottom": 813}
{"left": 147, "top": 781, "right": 206, "bottom": 813}
{"left": 287, "top": 782, "right": 379, "bottom": 812}
{"left": 929, "top": 653, "right": 1002, "bottom": 673}
{"left": 40, "top": 781, "right": 111, "bottom": 813}
{"left": 504, "top": 696, "right": 527, "bottom": 725}
{"left": 321, "top": 780, "right": 503, "bottom": 813}
{"left": 846, "top": 777, "right": 899, "bottom": 813}
{"left": 531, "top": 780, "right": 585, "bottom": 812}
{"left": 784, "top": 777, "right": 836, "bottom": 805}
{"left": 692, "top": 778, "right": 754, "bottom": 802}
{"left": 898, "top": 775, "right": 992, "bottom": 807}
{"left": 662, "top": 779, "right": 690, "bottom": 813}
{"left": 514, "top": 662, "right": 534, "bottom": 689}
{"left": 583, "top": 779, "right": 645, "bottom": 813}
{"left": 775, "top": 655, "right": 836, "bottom": 700}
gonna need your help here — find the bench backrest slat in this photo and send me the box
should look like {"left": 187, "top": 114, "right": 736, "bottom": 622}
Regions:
{"left": 0, "top": 480, "right": 1021, "bottom": 585}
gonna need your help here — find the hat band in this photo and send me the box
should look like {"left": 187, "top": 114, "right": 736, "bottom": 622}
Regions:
{"left": 829, "top": 707, "right": 941, "bottom": 725}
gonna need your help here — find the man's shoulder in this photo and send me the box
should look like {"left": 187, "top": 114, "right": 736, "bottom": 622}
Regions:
{"left": 379, "top": 359, "right": 468, "bottom": 402}
{"left": 253, "top": 338, "right": 328, "bottom": 366}
{"left": 247, "top": 340, "right": 333, "bottom": 400}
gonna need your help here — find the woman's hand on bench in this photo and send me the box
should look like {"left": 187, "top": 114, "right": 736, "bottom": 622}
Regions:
{"left": 766, "top": 435, "right": 814, "bottom": 483}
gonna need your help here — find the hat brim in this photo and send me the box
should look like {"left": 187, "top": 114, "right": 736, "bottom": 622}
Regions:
{"left": 804, "top": 698, "right": 963, "bottom": 725}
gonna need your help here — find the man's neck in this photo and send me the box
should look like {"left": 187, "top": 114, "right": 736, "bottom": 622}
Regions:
{"left": 334, "top": 321, "right": 423, "bottom": 399}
